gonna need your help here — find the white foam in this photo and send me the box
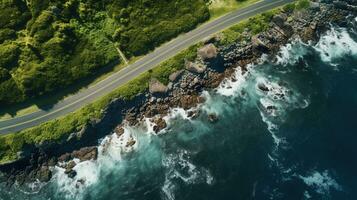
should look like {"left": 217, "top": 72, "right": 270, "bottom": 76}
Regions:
{"left": 161, "top": 150, "right": 214, "bottom": 200}
{"left": 144, "top": 117, "right": 156, "bottom": 134}
{"left": 216, "top": 66, "right": 249, "bottom": 97}
{"left": 276, "top": 39, "right": 309, "bottom": 66}
{"left": 300, "top": 170, "right": 342, "bottom": 195}
{"left": 315, "top": 27, "right": 357, "bottom": 64}
{"left": 51, "top": 125, "right": 140, "bottom": 199}
{"left": 14, "top": 180, "right": 47, "bottom": 195}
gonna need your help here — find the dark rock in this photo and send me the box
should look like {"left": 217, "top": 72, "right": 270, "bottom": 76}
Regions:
{"left": 115, "top": 126, "right": 125, "bottom": 137}
{"left": 37, "top": 166, "right": 52, "bottom": 182}
{"left": 71, "top": 147, "right": 98, "bottom": 162}
{"left": 188, "top": 110, "right": 201, "bottom": 119}
{"left": 67, "top": 170, "right": 77, "bottom": 179}
{"left": 153, "top": 118, "right": 167, "bottom": 133}
{"left": 125, "top": 137, "right": 136, "bottom": 148}
{"left": 258, "top": 83, "right": 269, "bottom": 92}
{"left": 180, "top": 95, "right": 204, "bottom": 110}
{"left": 208, "top": 113, "right": 219, "bottom": 123}
{"left": 58, "top": 153, "right": 71, "bottom": 163}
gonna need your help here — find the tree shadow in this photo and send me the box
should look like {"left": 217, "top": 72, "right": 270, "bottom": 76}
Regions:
{"left": 0, "top": 60, "right": 120, "bottom": 119}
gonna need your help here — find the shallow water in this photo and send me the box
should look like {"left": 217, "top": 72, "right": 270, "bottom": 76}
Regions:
{"left": 1, "top": 25, "right": 357, "bottom": 200}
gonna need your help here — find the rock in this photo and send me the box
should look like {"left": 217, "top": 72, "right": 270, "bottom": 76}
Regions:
{"left": 252, "top": 35, "right": 269, "bottom": 52}
{"left": 71, "top": 147, "right": 98, "bottom": 162}
{"left": 169, "top": 70, "right": 184, "bottom": 82}
{"left": 180, "top": 95, "right": 204, "bottom": 110}
{"left": 115, "top": 126, "right": 125, "bottom": 137}
{"left": 258, "top": 83, "right": 269, "bottom": 92}
{"left": 208, "top": 113, "right": 219, "bottom": 123}
{"left": 64, "top": 161, "right": 76, "bottom": 174}
{"left": 272, "top": 14, "right": 286, "bottom": 28}
{"left": 67, "top": 170, "right": 77, "bottom": 179}
{"left": 125, "top": 137, "right": 136, "bottom": 148}
{"left": 64, "top": 160, "right": 77, "bottom": 178}
{"left": 198, "top": 44, "right": 218, "bottom": 60}
{"left": 310, "top": 2, "right": 320, "bottom": 11}
{"left": 37, "top": 166, "right": 52, "bottom": 182}
{"left": 272, "top": 14, "right": 294, "bottom": 37}
{"left": 58, "top": 153, "right": 71, "bottom": 163}
{"left": 47, "top": 157, "right": 57, "bottom": 167}
{"left": 153, "top": 118, "right": 167, "bottom": 133}
{"left": 185, "top": 60, "right": 206, "bottom": 74}
{"left": 187, "top": 110, "right": 200, "bottom": 119}
{"left": 149, "top": 79, "right": 168, "bottom": 94}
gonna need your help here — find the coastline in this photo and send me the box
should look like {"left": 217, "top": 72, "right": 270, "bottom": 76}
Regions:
{"left": 0, "top": 0, "right": 355, "bottom": 187}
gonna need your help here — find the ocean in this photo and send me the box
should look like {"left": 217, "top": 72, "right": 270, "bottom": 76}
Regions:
{"left": 1, "top": 23, "right": 357, "bottom": 200}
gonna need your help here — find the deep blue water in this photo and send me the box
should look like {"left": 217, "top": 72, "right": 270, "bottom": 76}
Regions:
{"left": 1, "top": 25, "right": 357, "bottom": 200}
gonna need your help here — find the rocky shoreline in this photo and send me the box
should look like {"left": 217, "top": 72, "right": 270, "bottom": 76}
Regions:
{"left": 0, "top": 0, "right": 355, "bottom": 187}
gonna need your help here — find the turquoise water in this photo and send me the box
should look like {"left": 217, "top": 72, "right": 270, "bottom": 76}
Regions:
{"left": 1, "top": 24, "right": 357, "bottom": 200}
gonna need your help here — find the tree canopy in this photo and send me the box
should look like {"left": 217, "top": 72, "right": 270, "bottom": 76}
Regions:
{"left": 0, "top": 0, "right": 209, "bottom": 105}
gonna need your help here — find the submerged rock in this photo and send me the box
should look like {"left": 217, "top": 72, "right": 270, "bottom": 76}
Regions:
{"left": 208, "top": 113, "right": 219, "bottom": 123}
{"left": 258, "top": 83, "right": 270, "bottom": 92}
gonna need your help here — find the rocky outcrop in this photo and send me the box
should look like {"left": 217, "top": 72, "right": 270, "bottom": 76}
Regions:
{"left": 71, "top": 147, "right": 98, "bottom": 162}
{"left": 185, "top": 60, "right": 206, "bottom": 74}
{"left": 152, "top": 117, "right": 167, "bottom": 133}
{"left": 169, "top": 70, "right": 184, "bottom": 82}
{"left": 149, "top": 79, "right": 168, "bottom": 94}
{"left": 198, "top": 44, "right": 218, "bottom": 60}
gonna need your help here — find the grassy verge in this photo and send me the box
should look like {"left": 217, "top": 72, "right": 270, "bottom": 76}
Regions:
{"left": 219, "top": 0, "right": 310, "bottom": 46}
{"left": 208, "top": 0, "right": 261, "bottom": 19}
{"left": 0, "top": 0, "right": 310, "bottom": 165}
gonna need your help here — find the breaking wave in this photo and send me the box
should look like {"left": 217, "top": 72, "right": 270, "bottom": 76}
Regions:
{"left": 315, "top": 27, "right": 357, "bottom": 64}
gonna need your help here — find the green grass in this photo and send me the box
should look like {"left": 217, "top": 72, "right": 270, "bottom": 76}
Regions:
{"left": 208, "top": 0, "right": 261, "bottom": 19}
{"left": 219, "top": 8, "right": 279, "bottom": 45}
{"left": 219, "top": 0, "right": 310, "bottom": 46}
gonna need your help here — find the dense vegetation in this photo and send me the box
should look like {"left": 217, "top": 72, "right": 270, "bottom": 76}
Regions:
{"left": 0, "top": 0, "right": 209, "bottom": 105}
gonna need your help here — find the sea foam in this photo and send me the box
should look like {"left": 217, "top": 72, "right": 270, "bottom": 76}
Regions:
{"left": 315, "top": 27, "right": 357, "bottom": 64}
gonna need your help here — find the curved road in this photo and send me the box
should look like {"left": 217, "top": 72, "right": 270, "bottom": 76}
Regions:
{"left": 0, "top": 0, "right": 294, "bottom": 134}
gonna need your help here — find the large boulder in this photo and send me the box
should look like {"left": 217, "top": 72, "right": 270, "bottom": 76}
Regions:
{"left": 169, "top": 70, "right": 184, "bottom": 82}
{"left": 149, "top": 79, "right": 168, "bottom": 94}
{"left": 153, "top": 117, "right": 167, "bottom": 133}
{"left": 37, "top": 166, "right": 52, "bottom": 182}
{"left": 185, "top": 60, "right": 206, "bottom": 74}
{"left": 198, "top": 44, "right": 218, "bottom": 60}
{"left": 71, "top": 147, "right": 98, "bottom": 162}
{"left": 272, "top": 14, "right": 294, "bottom": 37}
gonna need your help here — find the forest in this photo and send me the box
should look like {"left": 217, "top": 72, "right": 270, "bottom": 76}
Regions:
{"left": 0, "top": 0, "right": 209, "bottom": 105}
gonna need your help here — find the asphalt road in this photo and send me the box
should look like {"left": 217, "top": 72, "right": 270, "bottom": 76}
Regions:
{"left": 0, "top": 0, "right": 294, "bottom": 134}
